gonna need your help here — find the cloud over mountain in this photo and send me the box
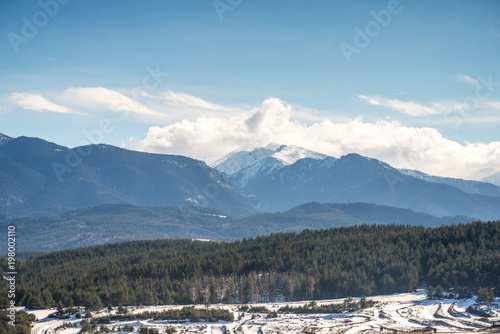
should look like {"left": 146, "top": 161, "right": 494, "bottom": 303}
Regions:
{"left": 137, "top": 98, "right": 500, "bottom": 181}
{"left": 5, "top": 87, "right": 500, "bottom": 182}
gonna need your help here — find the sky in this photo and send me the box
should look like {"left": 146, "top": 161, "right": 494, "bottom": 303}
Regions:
{"left": 1, "top": 0, "right": 500, "bottom": 181}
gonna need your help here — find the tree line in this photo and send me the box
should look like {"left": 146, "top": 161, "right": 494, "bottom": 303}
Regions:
{"left": 1, "top": 222, "right": 499, "bottom": 310}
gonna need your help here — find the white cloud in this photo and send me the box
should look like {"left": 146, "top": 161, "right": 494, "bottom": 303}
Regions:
{"left": 10, "top": 93, "right": 73, "bottom": 114}
{"left": 359, "top": 94, "right": 500, "bottom": 117}
{"left": 61, "top": 87, "right": 165, "bottom": 118}
{"left": 137, "top": 97, "right": 500, "bottom": 181}
{"left": 359, "top": 95, "right": 466, "bottom": 116}
{"left": 161, "top": 90, "right": 237, "bottom": 112}
{"left": 483, "top": 100, "right": 500, "bottom": 110}
{"left": 456, "top": 74, "right": 480, "bottom": 86}
{"left": 137, "top": 98, "right": 291, "bottom": 160}
{"left": 7, "top": 87, "right": 246, "bottom": 122}
{"left": 426, "top": 115, "right": 500, "bottom": 125}
{"left": 7, "top": 87, "right": 500, "bottom": 181}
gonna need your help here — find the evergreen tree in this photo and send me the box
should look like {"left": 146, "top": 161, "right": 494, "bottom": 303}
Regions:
{"left": 476, "top": 287, "right": 493, "bottom": 304}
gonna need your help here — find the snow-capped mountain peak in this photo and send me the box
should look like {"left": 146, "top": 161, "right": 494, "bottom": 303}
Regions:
{"left": 212, "top": 147, "right": 275, "bottom": 175}
{"left": 272, "top": 145, "right": 330, "bottom": 165}
{"left": 214, "top": 144, "right": 332, "bottom": 175}
{"left": 232, "top": 156, "right": 285, "bottom": 188}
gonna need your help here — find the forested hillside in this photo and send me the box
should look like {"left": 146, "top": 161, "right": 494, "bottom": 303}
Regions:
{"left": 1, "top": 222, "right": 499, "bottom": 310}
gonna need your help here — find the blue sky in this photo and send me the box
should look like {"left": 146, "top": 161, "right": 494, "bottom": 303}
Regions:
{"left": 1, "top": 0, "right": 500, "bottom": 180}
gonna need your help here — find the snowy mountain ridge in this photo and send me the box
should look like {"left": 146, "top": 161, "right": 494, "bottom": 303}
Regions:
{"left": 400, "top": 169, "right": 500, "bottom": 197}
{"left": 212, "top": 147, "right": 276, "bottom": 176}
{"left": 0, "top": 133, "right": 12, "bottom": 146}
{"left": 232, "top": 156, "right": 286, "bottom": 188}
{"left": 214, "top": 144, "right": 331, "bottom": 176}
{"left": 272, "top": 144, "right": 330, "bottom": 165}
{"left": 216, "top": 144, "right": 500, "bottom": 198}
{"left": 213, "top": 144, "right": 500, "bottom": 219}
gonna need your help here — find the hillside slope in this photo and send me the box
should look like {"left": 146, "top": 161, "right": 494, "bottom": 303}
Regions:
{"left": 1, "top": 202, "right": 475, "bottom": 252}
{"left": 229, "top": 152, "right": 500, "bottom": 220}
{"left": 0, "top": 134, "right": 257, "bottom": 218}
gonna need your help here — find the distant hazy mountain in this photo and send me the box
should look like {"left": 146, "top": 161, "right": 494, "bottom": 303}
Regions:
{"left": 400, "top": 169, "right": 500, "bottom": 197}
{"left": 2, "top": 204, "right": 233, "bottom": 251}
{"left": 1, "top": 202, "right": 474, "bottom": 252}
{"left": 483, "top": 171, "right": 500, "bottom": 187}
{"left": 215, "top": 146, "right": 500, "bottom": 220}
{"left": 0, "top": 134, "right": 257, "bottom": 218}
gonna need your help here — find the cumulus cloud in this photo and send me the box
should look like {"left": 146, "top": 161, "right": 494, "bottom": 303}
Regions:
{"left": 10, "top": 93, "right": 73, "bottom": 114}
{"left": 7, "top": 87, "right": 500, "bottom": 181}
{"left": 137, "top": 97, "right": 500, "bottom": 181}
{"left": 136, "top": 98, "right": 292, "bottom": 160}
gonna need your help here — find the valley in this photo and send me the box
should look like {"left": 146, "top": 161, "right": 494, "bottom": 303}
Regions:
{"left": 28, "top": 291, "right": 499, "bottom": 334}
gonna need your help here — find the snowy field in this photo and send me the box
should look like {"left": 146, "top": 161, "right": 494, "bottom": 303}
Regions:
{"left": 27, "top": 290, "right": 499, "bottom": 334}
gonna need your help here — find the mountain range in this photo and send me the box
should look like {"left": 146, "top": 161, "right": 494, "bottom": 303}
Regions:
{"left": 214, "top": 145, "right": 500, "bottom": 220}
{"left": 398, "top": 169, "right": 500, "bottom": 197}
{"left": 2, "top": 133, "right": 500, "bottom": 252}
{"left": 0, "top": 134, "right": 257, "bottom": 219}
{"left": 0, "top": 202, "right": 474, "bottom": 252}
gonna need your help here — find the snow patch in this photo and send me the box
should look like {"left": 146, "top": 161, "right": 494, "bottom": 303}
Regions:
{"left": 215, "top": 144, "right": 333, "bottom": 179}
{"left": 28, "top": 291, "right": 499, "bottom": 334}
{"left": 0, "top": 133, "right": 12, "bottom": 146}
{"left": 272, "top": 145, "right": 330, "bottom": 165}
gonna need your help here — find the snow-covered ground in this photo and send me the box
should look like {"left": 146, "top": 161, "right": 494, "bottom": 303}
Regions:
{"left": 27, "top": 290, "right": 499, "bottom": 334}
